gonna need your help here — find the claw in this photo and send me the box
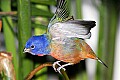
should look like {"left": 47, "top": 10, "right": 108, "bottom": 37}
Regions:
{"left": 57, "top": 66, "right": 66, "bottom": 74}
{"left": 53, "top": 62, "right": 74, "bottom": 74}
{"left": 53, "top": 61, "right": 61, "bottom": 72}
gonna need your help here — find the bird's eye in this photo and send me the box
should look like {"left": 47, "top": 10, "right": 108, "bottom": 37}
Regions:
{"left": 31, "top": 45, "right": 35, "bottom": 49}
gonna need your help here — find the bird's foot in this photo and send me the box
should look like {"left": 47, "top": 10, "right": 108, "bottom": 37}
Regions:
{"left": 53, "top": 61, "right": 66, "bottom": 73}
{"left": 57, "top": 63, "right": 73, "bottom": 74}
{"left": 53, "top": 61, "right": 60, "bottom": 72}
{"left": 57, "top": 65, "right": 66, "bottom": 74}
{"left": 53, "top": 61, "right": 73, "bottom": 74}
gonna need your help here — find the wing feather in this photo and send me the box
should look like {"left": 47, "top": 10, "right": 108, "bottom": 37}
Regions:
{"left": 48, "top": 0, "right": 95, "bottom": 40}
{"left": 55, "top": 0, "right": 70, "bottom": 20}
{"left": 49, "top": 20, "right": 96, "bottom": 39}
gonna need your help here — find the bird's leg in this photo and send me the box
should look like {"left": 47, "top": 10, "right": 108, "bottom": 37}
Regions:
{"left": 57, "top": 63, "right": 74, "bottom": 74}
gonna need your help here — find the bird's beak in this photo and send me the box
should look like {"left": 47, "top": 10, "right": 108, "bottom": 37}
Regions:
{"left": 23, "top": 48, "right": 31, "bottom": 53}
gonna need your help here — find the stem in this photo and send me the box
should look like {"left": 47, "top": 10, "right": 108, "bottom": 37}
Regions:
{"left": 96, "top": 4, "right": 107, "bottom": 80}
{"left": 76, "top": 0, "right": 82, "bottom": 19}
{"left": 105, "top": 6, "right": 118, "bottom": 80}
{"left": 96, "top": 2, "right": 119, "bottom": 80}
{"left": 17, "top": 0, "right": 33, "bottom": 79}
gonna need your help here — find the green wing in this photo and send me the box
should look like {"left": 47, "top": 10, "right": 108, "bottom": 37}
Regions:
{"left": 55, "top": 0, "right": 70, "bottom": 21}
{"left": 49, "top": 0, "right": 73, "bottom": 27}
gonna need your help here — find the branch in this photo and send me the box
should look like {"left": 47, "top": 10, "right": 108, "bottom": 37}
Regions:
{"left": 0, "top": 11, "right": 17, "bottom": 16}
{"left": 25, "top": 62, "right": 70, "bottom": 80}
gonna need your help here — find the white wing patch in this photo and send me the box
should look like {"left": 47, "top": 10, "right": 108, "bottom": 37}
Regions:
{"left": 49, "top": 21, "right": 93, "bottom": 39}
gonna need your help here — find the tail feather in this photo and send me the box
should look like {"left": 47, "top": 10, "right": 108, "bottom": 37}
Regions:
{"left": 97, "top": 57, "right": 108, "bottom": 68}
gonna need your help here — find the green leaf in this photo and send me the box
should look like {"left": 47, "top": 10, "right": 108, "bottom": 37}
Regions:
{"left": 31, "top": 5, "right": 54, "bottom": 17}
{"left": 31, "top": 0, "right": 56, "bottom": 5}
{"left": 17, "top": 0, "right": 34, "bottom": 79}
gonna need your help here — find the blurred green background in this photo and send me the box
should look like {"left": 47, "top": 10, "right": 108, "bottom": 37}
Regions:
{"left": 0, "top": 0, "right": 120, "bottom": 80}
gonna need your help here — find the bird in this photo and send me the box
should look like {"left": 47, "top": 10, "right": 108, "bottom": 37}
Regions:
{"left": 24, "top": 0, "right": 108, "bottom": 73}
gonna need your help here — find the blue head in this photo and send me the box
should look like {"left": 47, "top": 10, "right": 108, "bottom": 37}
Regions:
{"left": 24, "top": 34, "right": 50, "bottom": 56}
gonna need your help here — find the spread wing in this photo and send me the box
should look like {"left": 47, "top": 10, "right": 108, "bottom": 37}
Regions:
{"left": 49, "top": 20, "right": 96, "bottom": 39}
{"left": 48, "top": 0, "right": 96, "bottom": 39}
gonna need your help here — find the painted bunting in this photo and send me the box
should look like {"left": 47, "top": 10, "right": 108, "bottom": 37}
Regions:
{"left": 24, "top": 0, "right": 107, "bottom": 73}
